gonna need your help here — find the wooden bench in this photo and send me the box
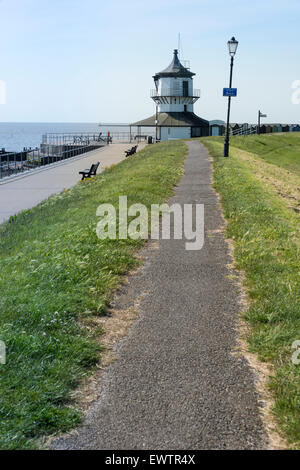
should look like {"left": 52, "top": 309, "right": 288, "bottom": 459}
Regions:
{"left": 125, "top": 145, "right": 138, "bottom": 157}
{"left": 79, "top": 162, "right": 100, "bottom": 180}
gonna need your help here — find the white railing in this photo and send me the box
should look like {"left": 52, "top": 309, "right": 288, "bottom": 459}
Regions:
{"left": 232, "top": 126, "right": 257, "bottom": 136}
{"left": 150, "top": 88, "right": 200, "bottom": 98}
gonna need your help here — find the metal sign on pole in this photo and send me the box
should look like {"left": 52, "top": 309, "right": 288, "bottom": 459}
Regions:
{"left": 257, "top": 110, "right": 267, "bottom": 135}
{"left": 223, "top": 88, "right": 237, "bottom": 97}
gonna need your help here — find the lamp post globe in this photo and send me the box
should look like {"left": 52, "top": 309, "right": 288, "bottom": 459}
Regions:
{"left": 228, "top": 37, "right": 239, "bottom": 57}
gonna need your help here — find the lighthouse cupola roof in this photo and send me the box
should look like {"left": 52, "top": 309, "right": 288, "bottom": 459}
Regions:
{"left": 153, "top": 49, "right": 195, "bottom": 80}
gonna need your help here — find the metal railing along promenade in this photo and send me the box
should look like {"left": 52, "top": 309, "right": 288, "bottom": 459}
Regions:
{"left": 0, "top": 141, "right": 106, "bottom": 181}
{"left": 42, "top": 131, "right": 153, "bottom": 145}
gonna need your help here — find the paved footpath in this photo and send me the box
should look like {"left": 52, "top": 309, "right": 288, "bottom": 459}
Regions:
{"left": 53, "top": 141, "right": 267, "bottom": 450}
{"left": 0, "top": 143, "right": 146, "bottom": 224}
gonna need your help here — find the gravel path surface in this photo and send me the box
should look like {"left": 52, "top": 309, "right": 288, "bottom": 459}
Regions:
{"left": 53, "top": 141, "right": 267, "bottom": 450}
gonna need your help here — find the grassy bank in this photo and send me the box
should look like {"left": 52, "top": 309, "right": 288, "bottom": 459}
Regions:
{"left": 201, "top": 136, "right": 300, "bottom": 448}
{"left": 0, "top": 141, "right": 187, "bottom": 449}
{"left": 212, "top": 133, "right": 300, "bottom": 176}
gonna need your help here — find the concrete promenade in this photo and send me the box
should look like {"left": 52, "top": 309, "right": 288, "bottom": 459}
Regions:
{"left": 53, "top": 141, "right": 267, "bottom": 450}
{"left": 0, "top": 142, "right": 146, "bottom": 224}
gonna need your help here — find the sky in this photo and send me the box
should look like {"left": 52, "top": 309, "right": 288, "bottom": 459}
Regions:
{"left": 0, "top": 0, "right": 300, "bottom": 124}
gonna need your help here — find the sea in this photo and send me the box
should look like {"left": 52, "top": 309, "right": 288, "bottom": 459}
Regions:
{"left": 0, "top": 122, "right": 138, "bottom": 152}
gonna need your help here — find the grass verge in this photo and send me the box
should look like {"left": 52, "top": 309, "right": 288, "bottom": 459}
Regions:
{"left": 213, "top": 133, "right": 300, "bottom": 176}
{"left": 201, "top": 138, "right": 300, "bottom": 448}
{"left": 0, "top": 141, "right": 187, "bottom": 449}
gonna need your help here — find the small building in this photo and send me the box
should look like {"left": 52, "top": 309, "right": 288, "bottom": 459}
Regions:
{"left": 265, "top": 125, "right": 273, "bottom": 134}
{"left": 282, "top": 125, "right": 290, "bottom": 133}
{"left": 259, "top": 125, "right": 267, "bottom": 134}
{"left": 259, "top": 124, "right": 272, "bottom": 134}
{"left": 271, "top": 124, "right": 283, "bottom": 133}
{"left": 248, "top": 125, "right": 257, "bottom": 135}
{"left": 291, "top": 124, "right": 300, "bottom": 132}
{"left": 210, "top": 125, "right": 225, "bottom": 136}
{"left": 230, "top": 123, "right": 242, "bottom": 135}
{"left": 210, "top": 120, "right": 225, "bottom": 136}
{"left": 132, "top": 49, "right": 209, "bottom": 141}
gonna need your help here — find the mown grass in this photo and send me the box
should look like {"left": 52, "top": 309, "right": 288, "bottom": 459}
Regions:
{"left": 0, "top": 141, "right": 187, "bottom": 449}
{"left": 201, "top": 137, "right": 300, "bottom": 448}
{"left": 209, "top": 133, "right": 300, "bottom": 176}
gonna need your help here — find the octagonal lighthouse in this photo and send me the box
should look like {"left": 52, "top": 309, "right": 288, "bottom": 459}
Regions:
{"left": 132, "top": 49, "right": 209, "bottom": 141}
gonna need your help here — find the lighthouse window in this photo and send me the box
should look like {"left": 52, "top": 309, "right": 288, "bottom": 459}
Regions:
{"left": 184, "top": 105, "right": 187, "bottom": 112}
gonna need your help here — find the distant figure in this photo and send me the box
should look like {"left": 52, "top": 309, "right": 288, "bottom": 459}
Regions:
{"left": 107, "top": 131, "right": 111, "bottom": 144}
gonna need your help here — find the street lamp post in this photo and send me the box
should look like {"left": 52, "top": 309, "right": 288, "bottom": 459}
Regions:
{"left": 154, "top": 77, "right": 159, "bottom": 143}
{"left": 224, "top": 37, "right": 239, "bottom": 157}
{"left": 155, "top": 105, "right": 158, "bottom": 142}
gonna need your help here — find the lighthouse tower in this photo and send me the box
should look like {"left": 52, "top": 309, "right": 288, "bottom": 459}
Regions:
{"left": 151, "top": 49, "right": 199, "bottom": 114}
{"left": 132, "top": 49, "right": 209, "bottom": 141}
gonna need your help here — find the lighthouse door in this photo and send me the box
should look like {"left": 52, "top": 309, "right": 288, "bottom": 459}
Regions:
{"left": 182, "top": 81, "right": 189, "bottom": 97}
